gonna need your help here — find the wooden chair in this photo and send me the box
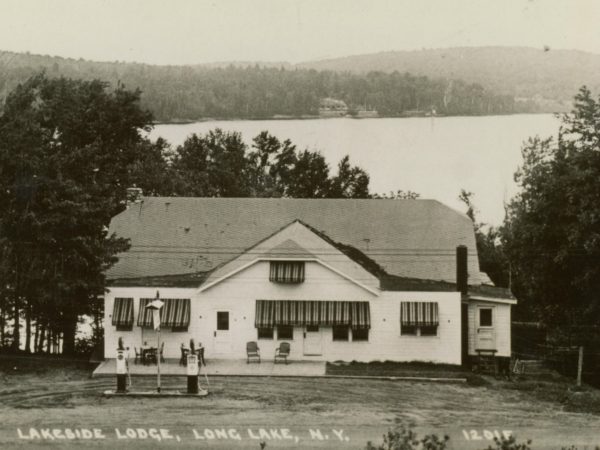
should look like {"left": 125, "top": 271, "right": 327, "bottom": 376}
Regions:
{"left": 274, "top": 342, "right": 290, "bottom": 365}
{"left": 246, "top": 341, "right": 261, "bottom": 364}
{"left": 143, "top": 347, "right": 157, "bottom": 365}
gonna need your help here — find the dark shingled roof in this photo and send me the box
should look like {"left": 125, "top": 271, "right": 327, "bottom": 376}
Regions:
{"left": 108, "top": 271, "right": 212, "bottom": 287}
{"left": 467, "top": 283, "right": 515, "bottom": 300}
{"left": 380, "top": 274, "right": 514, "bottom": 300}
{"left": 107, "top": 197, "right": 485, "bottom": 284}
{"left": 380, "top": 274, "right": 456, "bottom": 292}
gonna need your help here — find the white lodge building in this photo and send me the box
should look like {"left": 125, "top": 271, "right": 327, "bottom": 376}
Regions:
{"left": 103, "top": 197, "right": 515, "bottom": 365}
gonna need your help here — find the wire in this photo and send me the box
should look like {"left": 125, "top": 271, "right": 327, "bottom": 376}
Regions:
{"left": 127, "top": 244, "right": 480, "bottom": 251}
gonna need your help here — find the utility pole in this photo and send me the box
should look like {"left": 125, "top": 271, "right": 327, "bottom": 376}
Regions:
{"left": 146, "top": 292, "right": 164, "bottom": 394}
{"left": 577, "top": 346, "right": 584, "bottom": 387}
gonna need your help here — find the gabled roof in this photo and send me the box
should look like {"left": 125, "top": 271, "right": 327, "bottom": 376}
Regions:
{"left": 261, "top": 238, "right": 315, "bottom": 260}
{"left": 197, "top": 220, "right": 380, "bottom": 295}
{"left": 467, "top": 284, "right": 516, "bottom": 301}
{"left": 106, "top": 197, "right": 484, "bottom": 284}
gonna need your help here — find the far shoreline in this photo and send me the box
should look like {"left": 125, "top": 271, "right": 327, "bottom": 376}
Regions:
{"left": 153, "top": 111, "right": 560, "bottom": 126}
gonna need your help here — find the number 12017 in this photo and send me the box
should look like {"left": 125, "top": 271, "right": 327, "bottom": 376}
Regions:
{"left": 462, "top": 430, "right": 512, "bottom": 441}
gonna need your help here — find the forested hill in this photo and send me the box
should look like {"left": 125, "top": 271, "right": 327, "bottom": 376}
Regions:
{"left": 1, "top": 50, "right": 519, "bottom": 122}
{"left": 298, "top": 46, "right": 600, "bottom": 112}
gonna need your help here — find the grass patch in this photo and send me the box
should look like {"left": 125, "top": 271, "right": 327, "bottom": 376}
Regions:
{"left": 465, "top": 374, "right": 489, "bottom": 386}
{"left": 326, "top": 360, "right": 469, "bottom": 379}
{"left": 0, "top": 354, "right": 96, "bottom": 378}
{"left": 491, "top": 376, "right": 600, "bottom": 416}
{"left": 563, "top": 388, "right": 600, "bottom": 415}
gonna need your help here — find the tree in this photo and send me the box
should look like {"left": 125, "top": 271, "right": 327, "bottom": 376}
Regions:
{"left": 171, "top": 129, "right": 250, "bottom": 197}
{"left": 0, "top": 73, "right": 153, "bottom": 354}
{"left": 245, "top": 131, "right": 298, "bottom": 197}
{"left": 502, "top": 86, "right": 600, "bottom": 326}
{"left": 285, "top": 150, "right": 331, "bottom": 198}
{"left": 173, "top": 130, "right": 371, "bottom": 199}
{"left": 1, "top": 54, "right": 518, "bottom": 123}
{"left": 458, "top": 189, "right": 476, "bottom": 222}
{"left": 372, "top": 190, "right": 420, "bottom": 199}
{"left": 458, "top": 190, "right": 509, "bottom": 288}
{"left": 128, "top": 137, "right": 175, "bottom": 196}
{"left": 329, "top": 155, "right": 370, "bottom": 198}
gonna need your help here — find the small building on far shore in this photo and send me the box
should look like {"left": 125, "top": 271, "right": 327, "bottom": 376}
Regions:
{"left": 318, "top": 98, "right": 348, "bottom": 117}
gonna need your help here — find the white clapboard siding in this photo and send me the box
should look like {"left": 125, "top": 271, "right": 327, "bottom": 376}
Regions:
{"left": 105, "top": 261, "right": 462, "bottom": 364}
{"left": 467, "top": 301, "right": 511, "bottom": 357}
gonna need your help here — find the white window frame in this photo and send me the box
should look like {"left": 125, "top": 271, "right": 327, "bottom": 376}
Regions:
{"left": 400, "top": 325, "right": 438, "bottom": 337}
{"left": 478, "top": 307, "right": 494, "bottom": 328}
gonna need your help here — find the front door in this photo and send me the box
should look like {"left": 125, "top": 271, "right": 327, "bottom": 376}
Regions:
{"left": 303, "top": 325, "right": 323, "bottom": 356}
{"left": 213, "top": 311, "right": 231, "bottom": 355}
{"left": 475, "top": 307, "right": 496, "bottom": 351}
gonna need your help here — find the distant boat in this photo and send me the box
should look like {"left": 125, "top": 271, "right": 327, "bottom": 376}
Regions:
{"left": 354, "top": 109, "right": 378, "bottom": 118}
{"left": 400, "top": 108, "right": 443, "bottom": 118}
{"left": 401, "top": 110, "right": 427, "bottom": 117}
{"left": 425, "top": 108, "right": 443, "bottom": 117}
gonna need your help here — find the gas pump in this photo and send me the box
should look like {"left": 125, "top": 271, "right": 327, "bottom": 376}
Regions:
{"left": 116, "top": 349, "right": 128, "bottom": 393}
{"left": 186, "top": 353, "right": 199, "bottom": 394}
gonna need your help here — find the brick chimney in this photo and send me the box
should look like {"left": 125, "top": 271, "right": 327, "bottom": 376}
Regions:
{"left": 456, "top": 245, "right": 468, "bottom": 295}
{"left": 126, "top": 187, "right": 143, "bottom": 207}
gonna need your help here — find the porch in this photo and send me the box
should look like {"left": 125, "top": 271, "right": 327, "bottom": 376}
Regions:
{"left": 93, "top": 358, "right": 326, "bottom": 378}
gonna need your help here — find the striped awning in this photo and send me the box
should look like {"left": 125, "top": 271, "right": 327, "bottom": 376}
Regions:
{"left": 137, "top": 298, "right": 153, "bottom": 328}
{"left": 255, "top": 300, "right": 370, "bottom": 329}
{"left": 400, "top": 302, "right": 439, "bottom": 326}
{"left": 112, "top": 298, "right": 133, "bottom": 327}
{"left": 161, "top": 298, "right": 191, "bottom": 327}
{"left": 137, "top": 298, "right": 191, "bottom": 328}
{"left": 269, "top": 261, "right": 305, "bottom": 283}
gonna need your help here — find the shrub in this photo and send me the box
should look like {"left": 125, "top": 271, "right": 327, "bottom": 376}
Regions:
{"left": 74, "top": 336, "right": 95, "bottom": 357}
{"left": 366, "top": 425, "right": 449, "bottom": 450}
{"left": 483, "top": 435, "right": 532, "bottom": 450}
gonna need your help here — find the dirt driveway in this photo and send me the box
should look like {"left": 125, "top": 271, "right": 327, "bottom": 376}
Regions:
{"left": 0, "top": 363, "right": 599, "bottom": 449}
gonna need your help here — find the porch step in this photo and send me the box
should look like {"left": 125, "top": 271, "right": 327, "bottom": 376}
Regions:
{"left": 473, "top": 350, "right": 498, "bottom": 375}
{"left": 93, "top": 358, "right": 326, "bottom": 377}
{"left": 477, "top": 359, "right": 497, "bottom": 374}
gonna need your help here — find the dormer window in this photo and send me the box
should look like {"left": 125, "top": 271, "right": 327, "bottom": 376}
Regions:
{"left": 269, "top": 261, "right": 305, "bottom": 284}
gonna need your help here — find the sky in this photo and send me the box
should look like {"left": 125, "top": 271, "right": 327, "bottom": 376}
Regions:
{"left": 1, "top": 0, "right": 600, "bottom": 64}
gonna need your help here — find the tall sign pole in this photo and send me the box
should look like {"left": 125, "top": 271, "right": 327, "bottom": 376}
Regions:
{"left": 157, "top": 319, "right": 161, "bottom": 393}
{"left": 146, "top": 291, "right": 164, "bottom": 394}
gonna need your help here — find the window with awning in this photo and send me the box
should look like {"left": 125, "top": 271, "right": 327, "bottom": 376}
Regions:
{"left": 137, "top": 298, "right": 153, "bottom": 328}
{"left": 161, "top": 299, "right": 191, "bottom": 327}
{"left": 400, "top": 302, "right": 439, "bottom": 326}
{"left": 137, "top": 298, "right": 191, "bottom": 329}
{"left": 255, "top": 300, "right": 370, "bottom": 329}
{"left": 269, "top": 261, "right": 305, "bottom": 283}
{"left": 112, "top": 298, "right": 134, "bottom": 329}
{"left": 400, "top": 302, "right": 439, "bottom": 337}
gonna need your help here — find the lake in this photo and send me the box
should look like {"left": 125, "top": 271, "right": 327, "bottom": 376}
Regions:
{"left": 149, "top": 114, "right": 560, "bottom": 225}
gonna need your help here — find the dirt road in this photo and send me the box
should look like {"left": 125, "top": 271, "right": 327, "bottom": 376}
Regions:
{"left": 0, "top": 363, "right": 599, "bottom": 449}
